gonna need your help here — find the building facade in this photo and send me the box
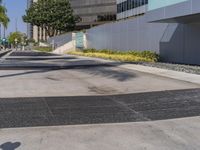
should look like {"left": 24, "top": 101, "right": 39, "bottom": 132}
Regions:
{"left": 71, "top": 0, "right": 117, "bottom": 29}
{"left": 27, "top": 0, "right": 117, "bottom": 42}
{"left": 85, "top": 0, "right": 200, "bottom": 65}
{"left": 117, "top": 0, "right": 148, "bottom": 20}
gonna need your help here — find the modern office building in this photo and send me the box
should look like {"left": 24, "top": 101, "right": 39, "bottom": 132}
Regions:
{"left": 117, "top": 0, "right": 148, "bottom": 20}
{"left": 27, "top": 0, "right": 117, "bottom": 42}
{"left": 85, "top": 0, "right": 200, "bottom": 65}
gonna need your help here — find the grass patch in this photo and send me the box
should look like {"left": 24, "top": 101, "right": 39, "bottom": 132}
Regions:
{"left": 68, "top": 49, "right": 159, "bottom": 62}
{"left": 34, "top": 46, "right": 53, "bottom": 52}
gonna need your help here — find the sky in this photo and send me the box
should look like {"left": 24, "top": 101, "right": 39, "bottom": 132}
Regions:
{"left": 4, "top": 0, "right": 27, "bottom": 37}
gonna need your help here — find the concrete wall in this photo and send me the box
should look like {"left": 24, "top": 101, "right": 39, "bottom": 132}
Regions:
{"left": 53, "top": 40, "right": 76, "bottom": 54}
{"left": 86, "top": 14, "right": 200, "bottom": 65}
{"left": 87, "top": 15, "right": 168, "bottom": 53}
{"left": 47, "top": 32, "right": 87, "bottom": 53}
{"left": 47, "top": 33, "right": 73, "bottom": 48}
{"left": 160, "top": 23, "right": 200, "bottom": 65}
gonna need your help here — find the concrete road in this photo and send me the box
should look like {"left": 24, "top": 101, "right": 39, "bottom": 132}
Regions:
{"left": 1, "top": 117, "right": 200, "bottom": 150}
{"left": 0, "top": 50, "right": 200, "bottom": 150}
{"left": 0, "top": 51, "right": 199, "bottom": 98}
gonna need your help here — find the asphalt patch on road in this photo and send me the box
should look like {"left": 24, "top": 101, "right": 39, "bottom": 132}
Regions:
{"left": 0, "top": 88, "right": 200, "bottom": 128}
{"left": 0, "top": 63, "right": 115, "bottom": 70}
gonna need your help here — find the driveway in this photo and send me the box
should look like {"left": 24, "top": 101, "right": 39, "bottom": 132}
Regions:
{"left": 0, "top": 50, "right": 200, "bottom": 150}
{"left": 0, "top": 50, "right": 199, "bottom": 97}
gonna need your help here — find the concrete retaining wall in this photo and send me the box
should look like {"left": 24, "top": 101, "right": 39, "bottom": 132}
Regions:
{"left": 47, "top": 33, "right": 73, "bottom": 48}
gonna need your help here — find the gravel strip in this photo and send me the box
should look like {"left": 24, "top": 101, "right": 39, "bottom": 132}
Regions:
{"left": 132, "top": 62, "right": 200, "bottom": 75}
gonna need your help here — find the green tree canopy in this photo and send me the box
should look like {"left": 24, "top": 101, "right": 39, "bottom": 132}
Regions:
{"left": 23, "top": 0, "right": 80, "bottom": 37}
{"left": 8, "top": 32, "right": 24, "bottom": 45}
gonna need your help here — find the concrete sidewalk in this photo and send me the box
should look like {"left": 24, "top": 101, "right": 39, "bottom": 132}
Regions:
{"left": 68, "top": 55, "right": 200, "bottom": 85}
{"left": 119, "top": 64, "right": 200, "bottom": 85}
{"left": 1, "top": 117, "right": 200, "bottom": 150}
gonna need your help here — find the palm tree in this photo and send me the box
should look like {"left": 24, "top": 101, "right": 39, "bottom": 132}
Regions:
{"left": 0, "top": 0, "right": 9, "bottom": 29}
{"left": 0, "top": 0, "right": 9, "bottom": 49}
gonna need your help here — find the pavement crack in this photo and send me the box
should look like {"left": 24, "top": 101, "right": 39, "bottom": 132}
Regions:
{"left": 43, "top": 98, "right": 55, "bottom": 119}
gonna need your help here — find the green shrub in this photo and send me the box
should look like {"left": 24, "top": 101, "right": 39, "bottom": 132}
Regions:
{"left": 34, "top": 46, "right": 52, "bottom": 52}
{"left": 68, "top": 49, "right": 159, "bottom": 62}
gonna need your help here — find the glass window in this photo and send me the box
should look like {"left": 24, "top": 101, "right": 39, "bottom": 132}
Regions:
{"left": 117, "top": 0, "right": 148, "bottom": 13}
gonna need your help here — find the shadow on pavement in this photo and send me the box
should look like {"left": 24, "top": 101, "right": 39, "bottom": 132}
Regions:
{"left": 76, "top": 67, "right": 136, "bottom": 81}
{"left": 0, "top": 62, "right": 136, "bottom": 81}
{"left": 0, "top": 142, "right": 21, "bottom": 150}
{"left": 0, "top": 50, "right": 136, "bottom": 81}
{"left": 0, "top": 59, "right": 122, "bottom": 70}
{"left": 0, "top": 88, "right": 200, "bottom": 129}
{"left": 0, "top": 70, "right": 51, "bottom": 78}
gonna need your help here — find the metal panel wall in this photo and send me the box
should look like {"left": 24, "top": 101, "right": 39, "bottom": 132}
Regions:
{"left": 87, "top": 15, "right": 168, "bottom": 53}
{"left": 86, "top": 14, "right": 200, "bottom": 65}
{"left": 160, "top": 23, "right": 200, "bottom": 65}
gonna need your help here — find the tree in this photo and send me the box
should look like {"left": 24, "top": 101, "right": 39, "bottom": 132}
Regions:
{"left": 0, "top": 0, "right": 9, "bottom": 28}
{"left": 8, "top": 32, "right": 24, "bottom": 46}
{"left": 23, "top": 0, "right": 80, "bottom": 37}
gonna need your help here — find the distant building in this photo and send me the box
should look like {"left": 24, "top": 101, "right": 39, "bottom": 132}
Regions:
{"left": 27, "top": 0, "right": 33, "bottom": 39}
{"left": 27, "top": 0, "right": 117, "bottom": 42}
{"left": 27, "top": 0, "right": 47, "bottom": 42}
